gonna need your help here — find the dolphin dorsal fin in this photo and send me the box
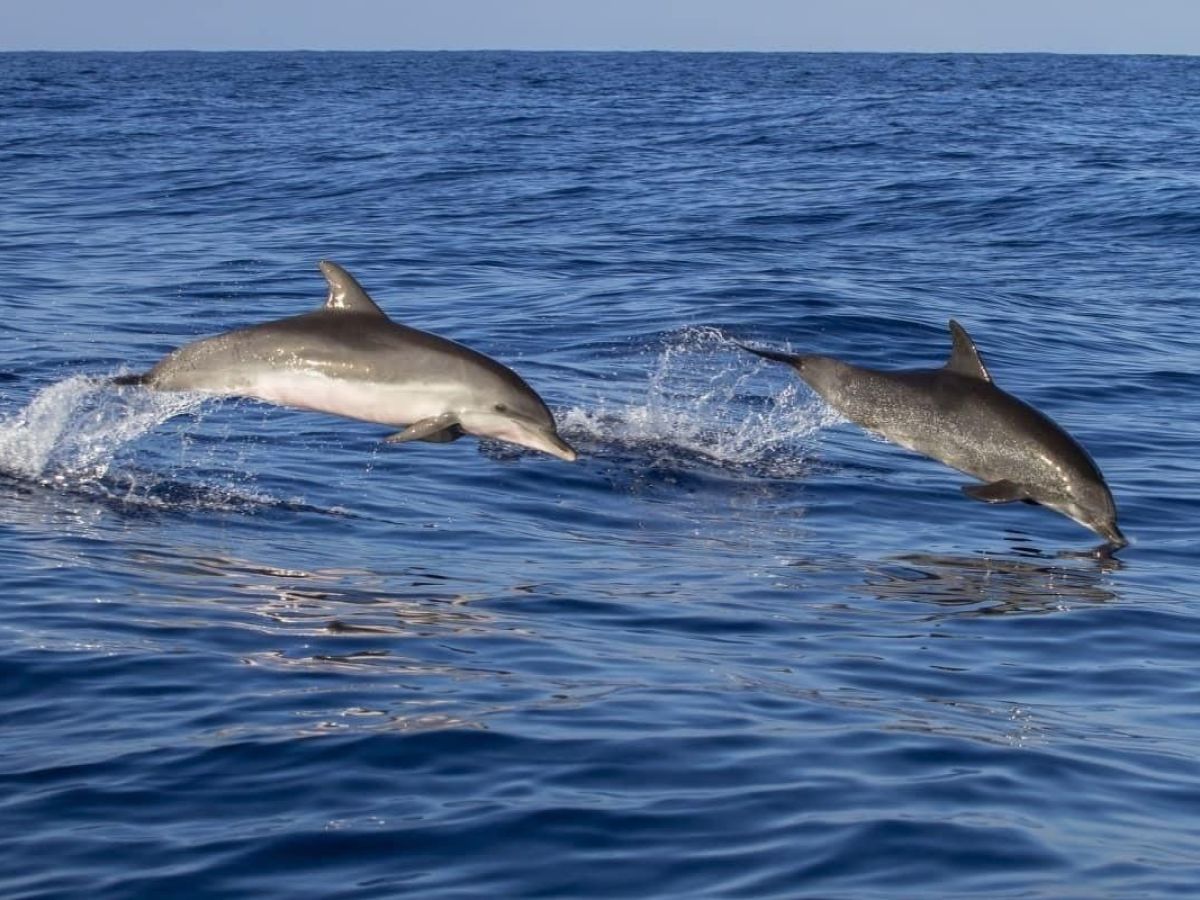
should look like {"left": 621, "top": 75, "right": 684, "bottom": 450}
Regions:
{"left": 318, "top": 260, "right": 388, "bottom": 316}
{"left": 945, "top": 319, "right": 991, "bottom": 382}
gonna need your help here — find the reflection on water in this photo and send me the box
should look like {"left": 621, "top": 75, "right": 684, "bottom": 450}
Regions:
{"left": 864, "top": 547, "right": 1120, "bottom": 613}
{"left": 126, "top": 547, "right": 497, "bottom": 639}
{"left": 126, "top": 549, "right": 504, "bottom": 736}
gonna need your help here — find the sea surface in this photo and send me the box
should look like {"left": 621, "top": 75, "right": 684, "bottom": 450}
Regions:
{"left": 2, "top": 51, "right": 1199, "bottom": 898}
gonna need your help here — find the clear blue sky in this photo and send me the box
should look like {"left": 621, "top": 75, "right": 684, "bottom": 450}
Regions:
{"left": 3, "top": 0, "right": 1199, "bottom": 54}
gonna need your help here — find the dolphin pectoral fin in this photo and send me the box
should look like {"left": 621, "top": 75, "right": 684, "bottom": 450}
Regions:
{"left": 389, "top": 425, "right": 464, "bottom": 443}
{"left": 385, "top": 415, "right": 464, "bottom": 444}
{"left": 418, "top": 426, "right": 465, "bottom": 443}
{"left": 961, "top": 480, "right": 1033, "bottom": 504}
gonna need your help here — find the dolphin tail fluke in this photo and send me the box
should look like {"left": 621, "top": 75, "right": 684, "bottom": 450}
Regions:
{"left": 111, "top": 373, "right": 149, "bottom": 386}
{"left": 737, "top": 343, "right": 804, "bottom": 369}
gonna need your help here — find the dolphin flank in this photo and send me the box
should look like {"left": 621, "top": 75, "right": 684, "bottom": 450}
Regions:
{"left": 114, "top": 260, "right": 577, "bottom": 462}
{"left": 741, "top": 320, "right": 1125, "bottom": 547}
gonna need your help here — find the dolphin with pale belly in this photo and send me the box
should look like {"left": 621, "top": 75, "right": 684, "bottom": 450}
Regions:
{"left": 114, "top": 260, "right": 577, "bottom": 461}
{"left": 741, "top": 320, "right": 1125, "bottom": 547}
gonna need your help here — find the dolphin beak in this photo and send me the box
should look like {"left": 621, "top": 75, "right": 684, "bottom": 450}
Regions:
{"left": 505, "top": 414, "right": 578, "bottom": 462}
{"left": 1097, "top": 522, "right": 1127, "bottom": 548}
{"left": 468, "top": 411, "right": 578, "bottom": 462}
{"left": 513, "top": 427, "right": 576, "bottom": 462}
{"left": 538, "top": 431, "right": 578, "bottom": 462}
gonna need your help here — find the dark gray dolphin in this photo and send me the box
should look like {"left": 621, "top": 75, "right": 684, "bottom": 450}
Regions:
{"left": 114, "top": 261, "right": 577, "bottom": 461}
{"left": 741, "top": 321, "right": 1125, "bottom": 546}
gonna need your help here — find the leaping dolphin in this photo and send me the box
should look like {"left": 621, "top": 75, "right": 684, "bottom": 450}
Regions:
{"left": 114, "top": 261, "right": 577, "bottom": 462}
{"left": 741, "top": 321, "right": 1125, "bottom": 547}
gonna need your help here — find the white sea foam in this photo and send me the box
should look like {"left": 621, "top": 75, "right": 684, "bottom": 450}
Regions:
{"left": 559, "top": 326, "right": 839, "bottom": 478}
{"left": 0, "top": 375, "right": 207, "bottom": 484}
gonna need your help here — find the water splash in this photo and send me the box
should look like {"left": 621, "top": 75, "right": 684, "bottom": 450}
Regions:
{"left": 0, "top": 378, "right": 360, "bottom": 516}
{"left": 0, "top": 375, "right": 206, "bottom": 484}
{"left": 560, "top": 326, "right": 839, "bottom": 478}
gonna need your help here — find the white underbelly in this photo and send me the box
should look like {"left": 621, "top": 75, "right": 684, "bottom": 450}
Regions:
{"left": 243, "top": 371, "right": 458, "bottom": 427}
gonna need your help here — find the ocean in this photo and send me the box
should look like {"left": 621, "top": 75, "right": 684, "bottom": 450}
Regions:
{"left": 2, "top": 51, "right": 1198, "bottom": 898}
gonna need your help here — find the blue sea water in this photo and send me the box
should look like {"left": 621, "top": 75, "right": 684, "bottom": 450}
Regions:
{"left": 2, "top": 50, "right": 1199, "bottom": 898}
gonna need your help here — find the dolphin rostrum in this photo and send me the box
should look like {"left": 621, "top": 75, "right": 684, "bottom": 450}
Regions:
{"left": 113, "top": 261, "right": 577, "bottom": 461}
{"left": 741, "top": 321, "right": 1125, "bottom": 546}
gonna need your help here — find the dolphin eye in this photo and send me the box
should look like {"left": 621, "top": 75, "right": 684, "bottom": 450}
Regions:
{"left": 494, "top": 403, "right": 508, "bottom": 413}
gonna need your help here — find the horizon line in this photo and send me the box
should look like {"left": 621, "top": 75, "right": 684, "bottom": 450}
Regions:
{"left": 2, "top": 47, "right": 1196, "bottom": 57}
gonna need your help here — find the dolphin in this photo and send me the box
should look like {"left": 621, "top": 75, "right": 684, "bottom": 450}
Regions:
{"left": 741, "top": 320, "right": 1125, "bottom": 546}
{"left": 113, "top": 261, "right": 577, "bottom": 461}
